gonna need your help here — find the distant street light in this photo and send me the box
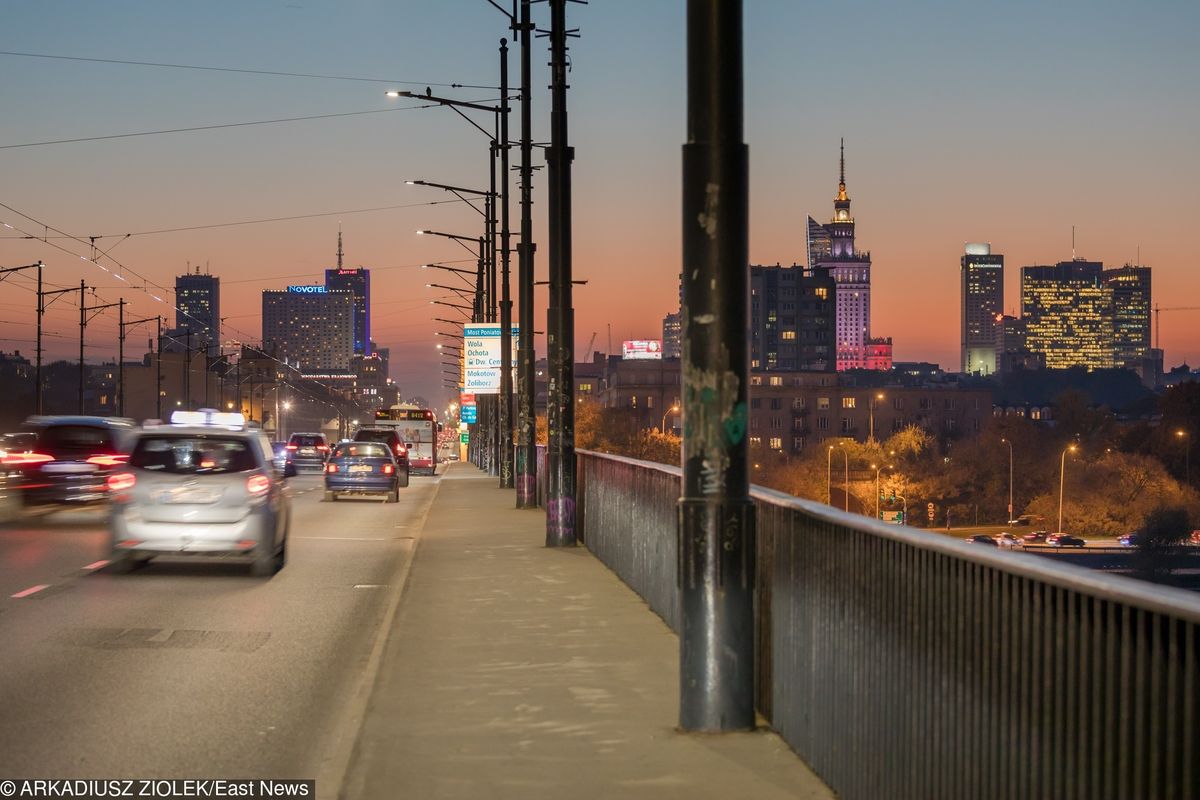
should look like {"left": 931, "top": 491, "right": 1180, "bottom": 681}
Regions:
{"left": 661, "top": 403, "right": 680, "bottom": 433}
{"left": 869, "top": 392, "right": 885, "bottom": 442}
{"left": 1001, "top": 437, "right": 1014, "bottom": 522}
{"left": 1058, "top": 444, "right": 1078, "bottom": 534}
{"left": 1177, "top": 429, "right": 1191, "bottom": 485}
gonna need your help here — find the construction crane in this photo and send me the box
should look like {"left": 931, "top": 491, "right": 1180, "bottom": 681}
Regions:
{"left": 1154, "top": 305, "right": 1200, "bottom": 350}
{"left": 584, "top": 331, "right": 598, "bottom": 362}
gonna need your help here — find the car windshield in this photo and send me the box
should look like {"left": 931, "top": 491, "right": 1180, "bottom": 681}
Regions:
{"left": 354, "top": 430, "right": 393, "bottom": 443}
{"left": 290, "top": 434, "right": 325, "bottom": 447}
{"left": 130, "top": 436, "right": 258, "bottom": 475}
{"left": 333, "top": 443, "right": 390, "bottom": 459}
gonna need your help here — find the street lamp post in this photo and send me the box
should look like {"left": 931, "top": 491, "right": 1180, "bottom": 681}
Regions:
{"left": 827, "top": 445, "right": 833, "bottom": 506}
{"left": 1001, "top": 437, "right": 1014, "bottom": 522}
{"left": 661, "top": 403, "right": 680, "bottom": 433}
{"left": 1177, "top": 430, "right": 1191, "bottom": 485}
{"left": 869, "top": 392, "right": 884, "bottom": 442}
{"left": 1058, "top": 444, "right": 1077, "bottom": 534}
{"left": 872, "top": 463, "right": 883, "bottom": 519}
{"left": 839, "top": 443, "right": 850, "bottom": 513}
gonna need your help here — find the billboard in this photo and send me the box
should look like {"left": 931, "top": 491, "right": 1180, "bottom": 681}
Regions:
{"left": 622, "top": 339, "right": 663, "bottom": 360}
{"left": 287, "top": 285, "right": 327, "bottom": 294}
{"left": 463, "top": 324, "right": 518, "bottom": 394}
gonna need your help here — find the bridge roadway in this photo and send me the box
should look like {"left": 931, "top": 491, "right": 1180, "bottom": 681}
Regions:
{"left": 0, "top": 464, "right": 833, "bottom": 799}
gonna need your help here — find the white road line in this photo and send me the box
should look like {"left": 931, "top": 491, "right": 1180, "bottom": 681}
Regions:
{"left": 11, "top": 584, "right": 50, "bottom": 598}
{"left": 82, "top": 560, "right": 110, "bottom": 571}
{"left": 293, "top": 536, "right": 389, "bottom": 541}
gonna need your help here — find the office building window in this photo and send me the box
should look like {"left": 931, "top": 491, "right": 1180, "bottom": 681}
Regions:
{"left": 769, "top": 437, "right": 783, "bottom": 450}
{"left": 842, "top": 397, "right": 857, "bottom": 409}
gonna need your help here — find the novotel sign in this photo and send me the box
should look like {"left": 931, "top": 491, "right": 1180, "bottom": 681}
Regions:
{"left": 287, "top": 285, "right": 327, "bottom": 294}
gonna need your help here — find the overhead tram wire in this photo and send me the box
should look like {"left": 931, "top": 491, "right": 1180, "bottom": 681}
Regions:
{"left": 0, "top": 50, "right": 500, "bottom": 90}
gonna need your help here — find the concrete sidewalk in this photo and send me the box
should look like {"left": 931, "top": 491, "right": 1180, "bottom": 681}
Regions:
{"left": 341, "top": 463, "right": 833, "bottom": 799}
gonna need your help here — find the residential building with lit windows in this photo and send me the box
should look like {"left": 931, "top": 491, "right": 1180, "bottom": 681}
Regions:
{"left": 961, "top": 243, "right": 1004, "bottom": 375}
{"left": 175, "top": 270, "right": 221, "bottom": 356}
{"left": 808, "top": 141, "right": 877, "bottom": 371}
{"left": 661, "top": 311, "right": 682, "bottom": 359}
{"left": 262, "top": 287, "right": 354, "bottom": 373}
{"left": 750, "top": 263, "right": 836, "bottom": 372}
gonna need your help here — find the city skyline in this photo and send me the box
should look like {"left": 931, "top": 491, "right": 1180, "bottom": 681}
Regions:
{"left": 2, "top": 1, "right": 1198, "bottom": 402}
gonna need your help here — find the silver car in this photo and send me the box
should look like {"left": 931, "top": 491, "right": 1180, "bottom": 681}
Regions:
{"left": 106, "top": 411, "right": 290, "bottom": 576}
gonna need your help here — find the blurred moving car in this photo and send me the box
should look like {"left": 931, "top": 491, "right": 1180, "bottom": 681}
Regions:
{"left": 285, "top": 432, "right": 330, "bottom": 474}
{"left": 106, "top": 409, "right": 289, "bottom": 576}
{"left": 324, "top": 441, "right": 401, "bottom": 502}
{"left": 1118, "top": 533, "right": 1142, "bottom": 547}
{"left": 351, "top": 427, "right": 410, "bottom": 487}
{"left": 2, "top": 416, "right": 136, "bottom": 510}
{"left": 967, "top": 534, "right": 998, "bottom": 546}
{"left": 271, "top": 441, "right": 289, "bottom": 471}
{"left": 1047, "top": 533, "right": 1086, "bottom": 548}
{"left": 1023, "top": 530, "right": 1049, "bottom": 543}
{"left": 994, "top": 532, "right": 1021, "bottom": 548}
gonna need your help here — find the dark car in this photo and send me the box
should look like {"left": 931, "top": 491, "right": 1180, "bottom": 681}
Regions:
{"left": 967, "top": 534, "right": 998, "bottom": 546}
{"left": 1023, "top": 530, "right": 1049, "bottom": 543}
{"left": 285, "top": 432, "right": 329, "bottom": 474}
{"left": 3, "top": 416, "right": 136, "bottom": 510}
{"left": 324, "top": 441, "right": 400, "bottom": 502}
{"left": 1049, "top": 534, "right": 1086, "bottom": 548}
{"left": 1118, "top": 533, "right": 1142, "bottom": 547}
{"left": 352, "top": 428, "right": 410, "bottom": 487}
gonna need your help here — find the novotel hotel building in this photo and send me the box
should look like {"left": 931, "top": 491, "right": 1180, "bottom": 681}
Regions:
{"left": 262, "top": 286, "right": 354, "bottom": 372}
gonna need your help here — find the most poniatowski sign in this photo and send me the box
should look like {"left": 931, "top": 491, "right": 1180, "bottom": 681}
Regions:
{"left": 463, "top": 324, "right": 518, "bottom": 394}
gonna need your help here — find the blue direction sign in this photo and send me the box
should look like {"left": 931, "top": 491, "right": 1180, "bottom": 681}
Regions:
{"left": 461, "top": 405, "right": 478, "bottom": 424}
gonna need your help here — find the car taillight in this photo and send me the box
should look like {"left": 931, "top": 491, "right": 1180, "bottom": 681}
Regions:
{"left": 317, "top": 445, "right": 329, "bottom": 451}
{"left": 382, "top": 464, "right": 394, "bottom": 475}
{"left": 246, "top": 474, "right": 271, "bottom": 495}
{"left": 286, "top": 444, "right": 298, "bottom": 450}
{"left": 2, "top": 452, "right": 53, "bottom": 466}
{"left": 107, "top": 473, "right": 136, "bottom": 492}
{"left": 395, "top": 446, "right": 407, "bottom": 457}
{"left": 87, "top": 454, "right": 129, "bottom": 467}
{"left": 326, "top": 463, "right": 339, "bottom": 473}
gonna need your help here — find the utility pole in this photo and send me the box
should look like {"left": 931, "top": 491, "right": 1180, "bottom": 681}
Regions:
{"left": 545, "top": 0, "right": 577, "bottom": 547}
{"left": 498, "top": 35, "right": 514, "bottom": 489}
{"left": 155, "top": 317, "right": 163, "bottom": 418}
{"left": 183, "top": 329, "right": 192, "bottom": 409}
{"left": 0, "top": 262, "right": 44, "bottom": 413}
{"left": 515, "top": 0, "right": 538, "bottom": 508}
{"left": 39, "top": 281, "right": 79, "bottom": 414}
{"left": 678, "top": 0, "right": 755, "bottom": 731}
{"left": 80, "top": 288, "right": 122, "bottom": 415}
{"left": 121, "top": 313, "right": 159, "bottom": 418}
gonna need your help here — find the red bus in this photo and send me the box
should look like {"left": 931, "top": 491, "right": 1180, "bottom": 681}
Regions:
{"left": 373, "top": 408, "right": 439, "bottom": 475}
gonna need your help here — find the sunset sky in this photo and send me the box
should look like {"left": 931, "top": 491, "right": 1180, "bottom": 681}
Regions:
{"left": 3, "top": 0, "right": 1198, "bottom": 403}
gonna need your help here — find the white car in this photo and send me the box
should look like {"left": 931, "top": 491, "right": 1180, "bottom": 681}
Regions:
{"left": 994, "top": 532, "right": 1021, "bottom": 548}
{"left": 107, "top": 410, "right": 290, "bottom": 576}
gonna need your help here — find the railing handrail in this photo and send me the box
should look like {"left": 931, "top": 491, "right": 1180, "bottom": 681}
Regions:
{"left": 579, "top": 448, "right": 1200, "bottom": 623}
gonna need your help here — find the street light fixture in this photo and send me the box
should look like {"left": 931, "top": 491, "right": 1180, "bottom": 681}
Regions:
{"left": 661, "top": 403, "right": 680, "bottom": 433}
{"left": 1001, "top": 437, "right": 1014, "bottom": 523}
{"left": 1058, "top": 443, "right": 1078, "bottom": 534}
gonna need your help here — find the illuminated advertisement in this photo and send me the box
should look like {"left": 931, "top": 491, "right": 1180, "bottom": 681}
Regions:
{"left": 463, "top": 324, "right": 519, "bottom": 394}
{"left": 287, "top": 285, "right": 327, "bottom": 294}
{"left": 622, "top": 339, "right": 663, "bottom": 360}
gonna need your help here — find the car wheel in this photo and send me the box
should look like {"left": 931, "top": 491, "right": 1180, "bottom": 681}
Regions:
{"left": 110, "top": 553, "right": 149, "bottom": 574}
{"left": 397, "top": 468, "right": 409, "bottom": 488}
{"left": 388, "top": 486, "right": 399, "bottom": 503}
{"left": 252, "top": 543, "right": 282, "bottom": 577}
{"left": 274, "top": 535, "right": 287, "bottom": 570}
{"left": 324, "top": 490, "right": 336, "bottom": 502}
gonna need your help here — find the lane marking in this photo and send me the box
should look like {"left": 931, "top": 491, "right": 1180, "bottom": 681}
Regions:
{"left": 294, "top": 536, "right": 389, "bottom": 541}
{"left": 11, "top": 584, "right": 50, "bottom": 598}
{"left": 353, "top": 584, "right": 387, "bottom": 589}
{"left": 82, "top": 560, "right": 110, "bottom": 571}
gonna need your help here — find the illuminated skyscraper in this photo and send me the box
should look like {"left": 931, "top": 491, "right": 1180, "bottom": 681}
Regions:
{"left": 324, "top": 230, "right": 371, "bottom": 356}
{"left": 1021, "top": 261, "right": 1113, "bottom": 370}
{"left": 262, "top": 287, "right": 354, "bottom": 373}
{"left": 960, "top": 243, "right": 1004, "bottom": 375}
{"left": 1103, "top": 264, "right": 1152, "bottom": 370}
{"left": 175, "top": 269, "right": 220, "bottom": 356}
{"left": 749, "top": 263, "right": 836, "bottom": 372}
{"left": 810, "top": 141, "right": 873, "bottom": 370}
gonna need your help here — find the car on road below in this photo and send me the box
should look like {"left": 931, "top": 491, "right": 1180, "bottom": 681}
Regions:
{"left": 285, "top": 432, "right": 330, "bottom": 474}
{"left": 324, "top": 441, "right": 401, "bottom": 502}
{"left": 271, "top": 441, "right": 289, "bottom": 471}
{"left": 2, "top": 416, "right": 136, "bottom": 510}
{"left": 967, "top": 534, "right": 998, "bottom": 546}
{"left": 1047, "top": 533, "right": 1086, "bottom": 548}
{"left": 1023, "top": 530, "right": 1049, "bottom": 543}
{"left": 106, "top": 409, "right": 289, "bottom": 576}
{"left": 994, "top": 532, "right": 1021, "bottom": 548}
{"left": 1118, "top": 533, "right": 1142, "bottom": 547}
{"left": 351, "top": 427, "right": 410, "bottom": 487}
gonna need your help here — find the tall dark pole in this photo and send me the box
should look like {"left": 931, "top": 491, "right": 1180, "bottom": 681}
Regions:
{"left": 35, "top": 263, "right": 43, "bottom": 414}
{"left": 545, "top": 0, "right": 576, "bottom": 546}
{"left": 475, "top": 239, "right": 487, "bottom": 469}
{"left": 488, "top": 133, "right": 499, "bottom": 476}
{"left": 678, "top": 0, "right": 755, "bottom": 731}
{"left": 498, "top": 36, "right": 514, "bottom": 489}
{"left": 77, "top": 279, "right": 86, "bottom": 413}
{"left": 515, "top": 0, "right": 538, "bottom": 507}
{"left": 117, "top": 299, "right": 125, "bottom": 416}
{"left": 155, "top": 317, "right": 162, "bottom": 419}
{"left": 183, "top": 330, "right": 192, "bottom": 409}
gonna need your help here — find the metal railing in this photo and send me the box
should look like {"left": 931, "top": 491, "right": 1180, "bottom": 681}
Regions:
{"left": 575, "top": 449, "right": 1200, "bottom": 800}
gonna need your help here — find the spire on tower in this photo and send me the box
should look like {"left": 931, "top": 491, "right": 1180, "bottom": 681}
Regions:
{"left": 337, "top": 224, "right": 344, "bottom": 270}
{"left": 837, "top": 138, "right": 849, "bottom": 202}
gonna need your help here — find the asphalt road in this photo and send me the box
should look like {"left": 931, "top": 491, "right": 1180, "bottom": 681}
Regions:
{"left": 0, "top": 472, "right": 435, "bottom": 782}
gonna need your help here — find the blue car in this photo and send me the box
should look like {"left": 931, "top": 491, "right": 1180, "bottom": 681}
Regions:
{"left": 323, "top": 441, "right": 400, "bottom": 503}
